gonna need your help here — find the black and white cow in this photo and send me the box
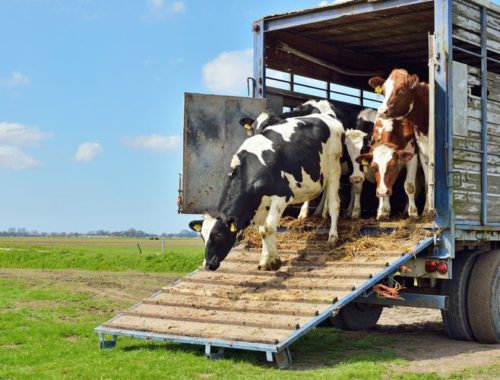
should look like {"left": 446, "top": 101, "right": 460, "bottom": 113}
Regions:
{"left": 240, "top": 100, "right": 377, "bottom": 220}
{"left": 190, "top": 101, "right": 344, "bottom": 271}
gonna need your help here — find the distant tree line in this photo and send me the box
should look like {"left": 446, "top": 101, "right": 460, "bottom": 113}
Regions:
{"left": 0, "top": 227, "right": 198, "bottom": 238}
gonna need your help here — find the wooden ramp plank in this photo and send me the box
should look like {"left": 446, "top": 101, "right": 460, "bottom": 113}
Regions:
{"left": 125, "top": 304, "right": 309, "bottom": 330}
{"left": 104, "top": 315, "right": 291, "bottom": 344}
{"left": 216, "top": 261, "right": 379, "bottom": 278}
{"left": 168, "top": 281, "right": 350, "bottom": 304}
{"left": 146, "top": 292, "right": 330, "bottom": 317}
{"left": 185, "top": 270, "right": 366, "bottom": 290}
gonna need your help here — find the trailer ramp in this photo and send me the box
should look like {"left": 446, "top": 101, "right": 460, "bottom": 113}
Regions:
{"left": 96, "top": 236, "right": 433, "bottom": 368}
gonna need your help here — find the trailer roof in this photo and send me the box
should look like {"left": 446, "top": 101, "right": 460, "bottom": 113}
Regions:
{"left": 261, "top": 0, "right": 500, "bottom": 23}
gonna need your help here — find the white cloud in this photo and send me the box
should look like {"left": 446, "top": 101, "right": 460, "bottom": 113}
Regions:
{"left": 0, "top": 122, "right": 52, "bottom": 146}
{"left": 74, "top": 142, "right": 102, "bottom": 162}
{"left": 121, "top": 135, "right": 180, "bottom": 153}
{"left": 147, "top": 0, "right": 186, "bottom": 17}
{"left": 203, "top": 49, "right": 253, "bottom": 94}
{"left": 0, "top": 146, "right": 39, "bottom": 171}
{"left": 1, "top": 71, "right": 30, "bottom": 88}
{"left": 319, "top": 1, "right": 330, "bottom": 6}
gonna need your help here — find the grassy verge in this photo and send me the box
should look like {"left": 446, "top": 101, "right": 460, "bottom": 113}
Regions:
{"left": 0, "top": 242, "right": 203, "bottom": 273}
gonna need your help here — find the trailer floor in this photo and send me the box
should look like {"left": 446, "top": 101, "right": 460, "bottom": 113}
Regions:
{"left": 96, "top": 220, "right": 434, "bottom": 368}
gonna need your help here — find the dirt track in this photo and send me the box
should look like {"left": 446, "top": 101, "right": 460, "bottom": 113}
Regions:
{"left": 1, "top": 268, "right": 499, "bottom": 375}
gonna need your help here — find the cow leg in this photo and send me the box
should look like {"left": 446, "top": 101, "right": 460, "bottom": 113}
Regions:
{"left": 258, "top": 197, "right": 287, "bottom": 271}
{"left": 419, "top": 152, "right": 431, "bottom": 213}
{"left": 312, "top": 191, "right": 327, "bottom": 218}
{"left": 326, "top": 158, "right": 341, "bottom": 244}
{"left": 351, "top": 183, "right": 363, "bottom": 219}
{"left": 298, "top": 201, "right": 309, "bottom": 220}
{"left": 377, "top": 196, "right": 391, "bottom": 219}
{"left": 405, "top": 155, "right": 419, "bottom": 218}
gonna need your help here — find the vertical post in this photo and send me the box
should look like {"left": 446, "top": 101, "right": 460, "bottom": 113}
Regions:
{"left": 428, "top": 33, "right": 436, "bottom": 213}
{"left": 481, "top": 6, "right": 489, "bottom": 225}
{"left": 434, "top": 0, "right": 454, "bottom": 258}
{"left": 162, "top": 240, "right": 166, "bottom": 255}
{"left": 253, "top": 19, "right": 266, "bottom": 98}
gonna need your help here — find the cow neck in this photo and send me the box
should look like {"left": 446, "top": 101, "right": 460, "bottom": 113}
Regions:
{"left": 407, "top": 83, "right": 429, "bottom": 136}
{"left": 217, "top": 188, "right": 260, "bottom": 232}
{"left": 375, "top": 119, "right": 414, "bottom": 149}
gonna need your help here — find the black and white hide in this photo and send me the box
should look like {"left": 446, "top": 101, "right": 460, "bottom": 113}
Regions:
{"left": 190, "top": 105, "right": 344, "bottom": 271}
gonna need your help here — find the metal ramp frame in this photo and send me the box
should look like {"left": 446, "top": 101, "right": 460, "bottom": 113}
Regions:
{"left": 96, "top": 237, "right": 433, "bottom": 369}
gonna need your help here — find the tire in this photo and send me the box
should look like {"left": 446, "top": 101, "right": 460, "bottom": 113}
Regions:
{"left": 441, "top": 250, "right": 481, "bottom": 341}
{"left": 322, "top": 302, "right": 383, "bottom": 330}
{"left": 467, "top": 249, "right": 500, "bottom": 344}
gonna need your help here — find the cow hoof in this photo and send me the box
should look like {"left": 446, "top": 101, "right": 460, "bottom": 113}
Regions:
{"left": 258, "top": 258, "right": 282, "bottom": 271}
{"left": 327, "top": 235, "right": 338, "bottom": 246}
{"left": 376, "top": 213, "right": 389, "bottom": 220}
{"left": 351, "top": 209, "right": 361, "bottom": 219}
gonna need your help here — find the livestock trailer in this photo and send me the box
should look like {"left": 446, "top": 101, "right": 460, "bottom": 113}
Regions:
{"left": 97, "top": 0, "right": 500, "bottom": 367}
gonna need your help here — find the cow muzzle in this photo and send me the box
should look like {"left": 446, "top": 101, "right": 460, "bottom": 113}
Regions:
{"left": 377, "top": 189, "right": 392, "bottom": 197}
{"left": 205, "top": 262, "right": 220, "bottom": 271}
{"left": 350, "top": 175, "right": 364, "bottom": 184}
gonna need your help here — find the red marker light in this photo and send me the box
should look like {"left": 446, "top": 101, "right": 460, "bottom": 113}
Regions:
{"left": 437, "top": 261, "right": 448, "bottom": 274}
{"left": 425, "top": 260, "right": 437, "bottom": 272}
{"left": 252, "top": 23, "right": 261, "bottom": 32}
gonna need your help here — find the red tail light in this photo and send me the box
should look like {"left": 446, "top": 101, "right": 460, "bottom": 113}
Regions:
{"left": 437, "top": 261, "right": 448, "bottom": 274}
{"left": 425, "top": 260, "right": 437, "bottom": 272}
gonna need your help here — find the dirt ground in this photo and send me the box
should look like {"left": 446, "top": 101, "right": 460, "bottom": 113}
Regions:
{"left": 1, "top": 268, "right": 499, "bottom": 375}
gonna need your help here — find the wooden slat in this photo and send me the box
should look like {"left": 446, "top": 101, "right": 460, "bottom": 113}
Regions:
{"left": 185, "top": 270, "right": 367, "bottom": 291}
{"left": 124, "top": 304, "right": 308, "bottom": 330}
{"left": 166, "top": 282, "right": 348, "bottom": 304}
{"left": 104, "top": 315, "right": 290, "bottom": 344}
{"left": 145, "top": 292, "right": 330, "bottom": 316}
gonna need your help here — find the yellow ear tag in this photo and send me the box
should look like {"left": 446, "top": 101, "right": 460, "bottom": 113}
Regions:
{"left": 361, "top": 159, "right": 369, "bottom": 174}
{"left": 193, "top": 224, "right": 202, "bottom": 232}
{"left": 375, "top": 85, "right": 383, "bottom": 95}
{"left": 243, "top": 124, "right": 253, "bottom": 130}
{"left": 230, "top": 223, "right": 237, "bottom": 233}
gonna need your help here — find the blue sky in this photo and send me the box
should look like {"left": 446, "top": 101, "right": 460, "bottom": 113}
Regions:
{"left": 1, "top": 0, "right": 499, "bottom": 234}
{"left": 0, "top": 0, "right": 325, "bottom": 234}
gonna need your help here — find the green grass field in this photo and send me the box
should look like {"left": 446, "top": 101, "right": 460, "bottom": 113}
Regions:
{"left": 0, "top": 237, "right": 499, "bottom": 379}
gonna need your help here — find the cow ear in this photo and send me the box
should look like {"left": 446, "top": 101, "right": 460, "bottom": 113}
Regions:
{"left": 368, "top": 76, "right": 385, "bottom": 90}
{"left": 239, "top": 117, "right": 255, "bottom": 135}
{"left": 189, "top": 220, "right": 203, "bottom": 233}
{"left": 397, "top": 151, "right": 414, "bottom": 162}
{"left": 355, "top": 152, "right": 373, "bottom": 165}
{"left": 223, "top": 216, "right": 238, "bottom": 233}
{"left": 410, "top": 74, "right": 419, "bottom": 89}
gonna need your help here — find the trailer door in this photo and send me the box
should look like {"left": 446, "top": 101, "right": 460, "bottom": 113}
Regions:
{"left": 181, "top": 93, "right": 267, "bottom": 214}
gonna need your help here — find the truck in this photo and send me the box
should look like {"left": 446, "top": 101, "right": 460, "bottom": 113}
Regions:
{"left": 97, "top": 0, "right": 500, "bottom": 368}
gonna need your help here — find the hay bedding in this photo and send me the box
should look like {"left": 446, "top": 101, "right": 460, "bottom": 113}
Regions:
{"left": 240, "top": 215, "right": 434, "bottom": 261}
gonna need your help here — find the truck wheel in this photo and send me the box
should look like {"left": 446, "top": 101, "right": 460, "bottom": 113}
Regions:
{"left": 322, "top": 302, "right": 383, "bottom": 330}
{"left": 441, "top": 250, "right": 481, "bottom": 341}
{"left": 467, "top": 249, "right": 500, "bottom": 343}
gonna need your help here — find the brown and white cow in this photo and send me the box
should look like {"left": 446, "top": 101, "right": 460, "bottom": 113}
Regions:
{"left": 356, "top": 117, "right": 418, "bottom": 219}
{"left": 368, "top": 69, "right": 431, "bottom": 212}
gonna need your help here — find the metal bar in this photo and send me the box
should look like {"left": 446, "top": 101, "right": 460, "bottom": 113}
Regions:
{"left": 253, "top": 20, "right": 265, "bottom": 98}
{"left": 276, "top": 237, "right": 434, "bottom": 351}
{"left": 264, "top": 0, "right": 433, "bottom": 32}
{"left": 94, "top": 326, "right": 279, "bottom": 353}
{"left": 481, "top": 6, "right": 489, "bottom": 226}
{"left": 453, "top": 45, "right": 483, "bottom": 59}
{"left": 487, "top": 56, "right": 500, "bottom": 65}
{"left": 428, "top": 33, "right": 436, "bottom": 213}
{"left": 356, "top": 292, "right": 448, "bottom": 309}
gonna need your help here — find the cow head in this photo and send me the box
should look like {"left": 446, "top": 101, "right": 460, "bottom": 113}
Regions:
{"left": 239, "top": 112, "right": 284, "bottom": 136}
{"left": 345, "top": 129, "right": 368, "bottom": 184}
{"left": 369, "top": 69, "right": 419, "bottom": 120}
{"left": 356, "top": 144, "right": 414, "bottom": 197}
{"left": 189, "top": 213, "right": 238, "bottom": 271}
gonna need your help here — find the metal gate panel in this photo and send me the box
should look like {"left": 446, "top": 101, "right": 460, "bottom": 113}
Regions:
{"left": 182, "top": 93, "right": 267, "bottom": 214}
